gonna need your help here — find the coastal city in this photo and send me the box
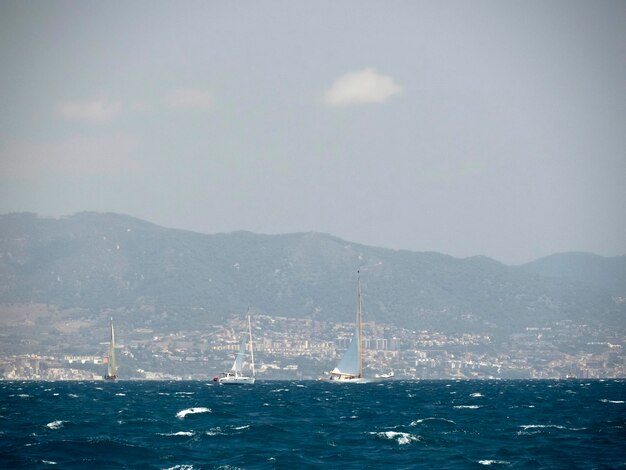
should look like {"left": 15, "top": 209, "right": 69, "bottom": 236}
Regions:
{"left": 2, "top": 314, "right": 624, "bottom": 381}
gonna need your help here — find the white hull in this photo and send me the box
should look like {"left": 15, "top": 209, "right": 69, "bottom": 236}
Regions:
{"left": 320, "top": 376, "right": 371, "bottom": 384}
{"left": 219, "top": 376, "right": 255, "bottom": 385}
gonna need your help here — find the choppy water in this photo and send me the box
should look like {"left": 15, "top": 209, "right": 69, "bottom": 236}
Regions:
{"left": 1, "top": 380, "right": 624, "bottom": 469}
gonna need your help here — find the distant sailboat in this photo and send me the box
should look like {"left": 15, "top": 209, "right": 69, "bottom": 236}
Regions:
{"left": 104, "top": 318, "right": 118, "bottom": 380}
{"left": 324, "top": 273, "right": 369, "bottom": 383}
{"left": 216, "top": 314, "right": 256, "bottom": 385}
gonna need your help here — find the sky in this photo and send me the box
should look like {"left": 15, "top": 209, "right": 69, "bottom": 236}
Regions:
{"left": 0, "top": 1, "right": 624, "bottom": 265}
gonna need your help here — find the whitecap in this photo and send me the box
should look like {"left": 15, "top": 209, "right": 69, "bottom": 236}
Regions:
{"left": 163, "top": 465, "right": 194, "bottom": 470}
{"left": 600, "top": 399, "right": 624, "bottom": 404}
{"left": 206, "top": 427, "right": 226, "bottom": 436}
{"left": 410, "top": 417, "right": 456, "bottom": 426}
{"left": 520, "top": 424, "right": 575, "bottom": 430}
{"left": 176, "top": 407, "right": 211, "bottom": 419}
{"left": 46, "top": 420, "right": 64, "bottom": 430}
{"left": 517, "top": 424, "right": 586, "bottom": 435}
{"left": 175, "top": 392, "right": 195, "bottom": 395}
{"left": 370, "top": 431, "right": 421, "bottom": 445}
{"left": 42, "top": 460, "right": 58, "bottom": 465}
{"left": 470, "top": 392, "right": 484, "bottom": 398}
{"left": 453, "top": 405, "right": 481, "bottom": 409}
{"left": 159, "top": 431, "right": 195, "bottom": 437}
{"left": 68, "top": 394, "right": 79, "bottom": 398}
{"left": 115, "top": 393, "right": 126, "bottom": 396}
{"left": 478, "top": 460, "right": 510, "bottom": 466}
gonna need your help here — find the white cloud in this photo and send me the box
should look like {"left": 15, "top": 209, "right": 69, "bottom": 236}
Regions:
{"left": 324, "top": 68, "right": 403, "bottom": 107}
{"left": 0, "top": 133, "right": 141, "bottom": 179}
{"left": 165, "top": 88, "right": 213, "bottom": 109}
{"left": 57, "top": 98, "right": 122, "bottom": 124}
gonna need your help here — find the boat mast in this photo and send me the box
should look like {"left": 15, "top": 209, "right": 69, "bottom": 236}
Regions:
{"left": 248, "top": 313, "right": 255, "bottom": 378}
{"left": 357, "top": 271, "right": 362, "bottom": 378}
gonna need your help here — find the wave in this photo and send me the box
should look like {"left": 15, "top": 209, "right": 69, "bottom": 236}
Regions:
{"left": 517, "top": 424, "right": 587, "bottom": 435}
{"left": 176, "top": 407, "right": 211, "bottom": 419}
{"left": 410, "top": 417, "right": 456, "bottom": 426}
{"left": 158, "top": 431, "right": 195, "bottom": 437}
{"left": 46, "top": 420, "right": 64, "bottom": 430}
{"left": 370, "top": 431, "right": 421, "bottom": 445}
{"left": 206, "top": 424, "right": 250, "bottom": 436}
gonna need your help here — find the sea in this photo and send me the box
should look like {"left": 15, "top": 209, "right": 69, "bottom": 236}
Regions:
{"left": 1, "top": 380, "right": 624, "bottom": 469}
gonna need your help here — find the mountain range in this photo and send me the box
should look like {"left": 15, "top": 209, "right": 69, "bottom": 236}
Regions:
{"left": 1, "top": 212, "right": 624, "bottom": 334}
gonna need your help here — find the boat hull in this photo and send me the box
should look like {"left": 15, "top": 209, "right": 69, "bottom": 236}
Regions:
{"left": 319, "top": 376, "right": 371, "bottom": 384}
{"left": 218, "top": 376, "right": 255, "bottom": 385}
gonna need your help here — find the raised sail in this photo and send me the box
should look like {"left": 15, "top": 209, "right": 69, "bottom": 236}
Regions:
{"left": 332, "top": 313, "right": 361, "bottom": 377}
{"left": 104, "top": 318, "right": 117, "bottom": 380}
{"left": 325, "top": 274, "right": 368, "bottom": 382}
{"left": 231, "top": 336, "right": 247, "bottom": 374}
{"left": 215, "top": 313, "right": 256, "bottom": 384}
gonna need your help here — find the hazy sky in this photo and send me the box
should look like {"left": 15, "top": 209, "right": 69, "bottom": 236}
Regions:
{"left": 1, "top": 1, "right": 624, "bottom": 264}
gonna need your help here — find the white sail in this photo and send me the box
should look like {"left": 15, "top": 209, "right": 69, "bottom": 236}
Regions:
{"left": 332, "top": 319, "right": 360, "bottom": 377}
{"left": 105, "top": 318, "right": 118, "bottom": 380}
{"left": 326, "top": 275, "right": 367, "bottom": 382}
{"left": 217, "top": 312, "right": 255, "bottom": 385}
{"left": 231, "top": 336, "right": 247, "bottom": 373}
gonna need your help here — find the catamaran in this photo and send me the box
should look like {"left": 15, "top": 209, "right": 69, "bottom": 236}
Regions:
{"left": 323, "top": 273, "right": 369, "bottom": 383}
{"left": 104, "top": 318, "right": 118, "bottom": 380}
{"left": 215, "top": 314, "right": 256, "bottom": 384}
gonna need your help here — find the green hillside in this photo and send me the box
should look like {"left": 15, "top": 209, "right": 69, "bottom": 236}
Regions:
{"left": 1, "top": 212, "right": 623, "bottom": 334}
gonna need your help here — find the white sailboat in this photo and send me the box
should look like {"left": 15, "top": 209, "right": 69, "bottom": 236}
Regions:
{"left": 216, "top": 314, "right": 256, "bottom": 385}
{"left": 104, "top": 318, "right": 118, "bottom": 380}
{"left": 324, "top": 273, "right": 369, "bottom": 383}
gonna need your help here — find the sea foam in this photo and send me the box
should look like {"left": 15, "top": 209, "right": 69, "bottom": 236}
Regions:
{"left": 46, "top": 420, "right": 64, "bottom": 430}
{"left": 176, "top": 407, "right": 211, "bottom": 419}
{"left": 370, "top": 431, "right": 421, "bottom": 445}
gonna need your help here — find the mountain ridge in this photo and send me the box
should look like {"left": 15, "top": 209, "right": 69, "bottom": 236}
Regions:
{"left": 1, "top": 212, "right": 624, "bottom": 334}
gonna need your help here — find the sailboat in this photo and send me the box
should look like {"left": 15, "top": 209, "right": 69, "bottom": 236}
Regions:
{"left": 216, "top": 314, "right": 256, "bottom": 385}
{"left": 324, "top": 273, "right": 369, "bottom": 383}
{"left": 104, "top": 318, "right": 118, "bottom": 380}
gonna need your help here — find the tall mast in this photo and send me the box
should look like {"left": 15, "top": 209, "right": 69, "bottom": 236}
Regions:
{"left": 109, "top": 317, "right": 117, "bottom": 376}
{"left": 248, "top": 313, "right": 255, "bottom": 378}
{"left": 357, "top": 272, "right": 362, "bottom": 378}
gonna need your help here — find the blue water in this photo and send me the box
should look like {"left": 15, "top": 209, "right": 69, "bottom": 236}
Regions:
{"left": 1, "top": 380, "right": 624, "bottom": 469}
